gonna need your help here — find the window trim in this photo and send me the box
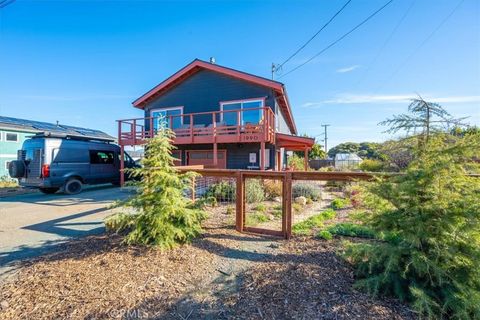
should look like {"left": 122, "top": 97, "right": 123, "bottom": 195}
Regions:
{"left": 5, "top": 161, "right": 11, "bottom": 170}
{"left": 219, "top": 97, "right": 266, "bottom": 125}
{"left": 4, "top": 132, "right": 19, "bottom": 143}
{"left": 150, "top": 106, "right": 184, "bottom": 128}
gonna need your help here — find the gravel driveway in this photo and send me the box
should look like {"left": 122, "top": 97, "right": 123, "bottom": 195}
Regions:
{"left": 0, "top": 185, "right": 130, "bottom": 280}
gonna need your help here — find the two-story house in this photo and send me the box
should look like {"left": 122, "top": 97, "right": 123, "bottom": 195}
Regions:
{"left": 117, "top": 59, "right": 313, "bottom": 177}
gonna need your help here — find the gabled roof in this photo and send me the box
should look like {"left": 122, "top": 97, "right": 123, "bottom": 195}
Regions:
{"left": 0, "top": 116, "right": 115, "bottom": 141}
{"left": 132, "top": 59, "right": 297, "bottom": 134}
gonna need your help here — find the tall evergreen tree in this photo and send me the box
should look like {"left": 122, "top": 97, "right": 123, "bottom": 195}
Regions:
{"left": 105, "top": 127, "right": 205, "bottom": 248}
{"left": 345, "top": 101, "right": 480, "bottom": 319}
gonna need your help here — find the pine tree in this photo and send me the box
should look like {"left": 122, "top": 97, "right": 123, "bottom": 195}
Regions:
{"left": 105, "top": 127, "right": 205, "bottom": 249}
{"left": 345, "top": 102, "right": 480, "bottom": 319}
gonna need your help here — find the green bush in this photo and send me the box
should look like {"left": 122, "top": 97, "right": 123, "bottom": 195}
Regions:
{"left": 320, "top": 208, "right": 336, "bottom": 220}
{"left": 287, "top": 154, "right": 305, "bottom": 170}
{"left": 225, "top": 206, "right": 234, "bottom": 215}
{"left": 105, "top": 129, "right": 205, "bottom": 249}
{"left": 343, "top": 133, "right": 480, "bottom": 318}
{"left": 246, "top": 213, "right": 269, "bottom": 226}
{"left": 331, "top": 198, "right": 350, "bottom": 210}
{"left": 245, "top": 179, "right": 265, "bottom": 203}
{"left": 253, "top": 203, "right": 267, "bottom": 213}
{"left": 317, "top": 230, "right": 333, "bottom": 240}
{"left": 204, "top": 181, "right": 235, "bottom": 202}
{"left": 292, "top": 202, "right": 303, "bottom": 214}
{"left": 359, "top": 159, "right": 385, "bottom": 172}
{"left": 327, "top": 223, "right": 375, "bottom": 238}
{"left": 292, "top": 183, "right": 321, "bottom": 201}
{"left": 292, "top": 213, "right": 327, "bottom": 236}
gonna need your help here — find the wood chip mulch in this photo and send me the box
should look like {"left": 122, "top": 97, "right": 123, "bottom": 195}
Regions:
{"left": 0, "top": 208, "right": 416, "bottom": 320}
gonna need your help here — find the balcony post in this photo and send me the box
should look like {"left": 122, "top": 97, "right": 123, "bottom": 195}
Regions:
{"left": 304, "top": 147, "right": 309, "bottom": 171}
{"left": 150, "top": 117, "right": 154, "bottom": 138}
{"left": 190, "top": 114, "right": 193, "bottom": 143}
{"left": 237, "top": 110, "right": 241, "bottom": 142}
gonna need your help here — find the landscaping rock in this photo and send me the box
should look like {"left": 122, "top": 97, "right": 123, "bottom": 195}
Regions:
{"left": 295, "top": 196, "right": 307, "bottom": 206}
{"left": 273, "top": 196, "right": 282, "bottom": 203}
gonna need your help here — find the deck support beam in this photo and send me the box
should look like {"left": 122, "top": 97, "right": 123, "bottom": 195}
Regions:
{"left": 213, "top": 143, "right": 218, "bottom": 167}
{"left": 120, "top": 145, "right": 125, "bottom": 186}
{"left": 304, "top": 147, "right": 309, "bottom": 171}
{"left": 260, "top": 142, "right": 265, "bottom": 170}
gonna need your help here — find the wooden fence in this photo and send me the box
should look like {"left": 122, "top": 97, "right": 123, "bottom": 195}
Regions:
{"left": 177, "top": 169, "right": 383, "bottom": 239}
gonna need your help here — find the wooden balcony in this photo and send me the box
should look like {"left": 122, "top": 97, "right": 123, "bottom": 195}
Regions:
{"left": 117, "top": 107, "right": 275, "bottom": 146}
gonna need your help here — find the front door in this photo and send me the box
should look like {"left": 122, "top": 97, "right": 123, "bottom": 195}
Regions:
{"left": 187, "top": 150, "right": 226, "bottom": 169}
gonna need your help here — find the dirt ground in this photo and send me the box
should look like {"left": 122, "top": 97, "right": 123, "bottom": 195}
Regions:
{"left": 0, "top": 206, "right": 415, "bottom": 319}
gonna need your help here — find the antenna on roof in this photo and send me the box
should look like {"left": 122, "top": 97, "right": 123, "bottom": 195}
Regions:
{"left": 56, "top": 120, "right": 59, "bottom": 126}
{"left": 209, "top": 57, "right": 216, "bottom": 64}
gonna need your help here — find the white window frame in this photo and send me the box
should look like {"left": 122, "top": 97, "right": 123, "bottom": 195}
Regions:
{"left": 150, "top": 106, "right": 184, "bottom": 129}
{"left": 4, "top": 132, "right": 19, "bottom": 142}
{"left": 220, "top": 97, "right": 265, "bottom": 125}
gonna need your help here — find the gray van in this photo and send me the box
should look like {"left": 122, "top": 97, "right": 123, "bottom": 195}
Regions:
{"left": 8, "top": 133, "right": 137, "bottom": 194}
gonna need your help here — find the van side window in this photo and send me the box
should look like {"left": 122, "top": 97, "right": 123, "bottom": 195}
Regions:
{"left": 90, "top": 150, "right": 115, "bottom": 164}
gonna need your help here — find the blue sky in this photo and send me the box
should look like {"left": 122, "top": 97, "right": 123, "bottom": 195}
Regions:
{"left": 0, "top": 0, "right": 479, "bottom": 148}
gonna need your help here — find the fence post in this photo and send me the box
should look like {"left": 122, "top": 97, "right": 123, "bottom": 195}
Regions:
{"left": 235, "top": 171, "right": 244, "bottom": 232}
{"left": 191, "top": 176, "right": 196, "bottom": 201}
{"left": 282, "top": 172, "right": 292, "bottom": 239}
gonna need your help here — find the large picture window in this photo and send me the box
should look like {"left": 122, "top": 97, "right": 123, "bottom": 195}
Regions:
{"left": 151, "top": 107, "right": 183, "bottom": 131}
{"left": 220, "top": 99, "right": 264, "bottom": 126}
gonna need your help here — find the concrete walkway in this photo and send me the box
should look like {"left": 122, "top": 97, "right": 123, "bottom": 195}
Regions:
{"left": 0, "top": 185, "right": 130, "bottom": 280}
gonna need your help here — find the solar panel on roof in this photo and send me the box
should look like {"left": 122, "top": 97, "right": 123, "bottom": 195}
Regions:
{"left": 0, "top": 116, "right": 114, "bottom": 141}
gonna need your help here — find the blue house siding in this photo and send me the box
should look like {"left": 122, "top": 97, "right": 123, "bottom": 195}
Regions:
{"left": 176, "top": 143, "right": 276, "bottom": 170}
{"left": 143, "top": 69, "right": 276, "bottom": 125}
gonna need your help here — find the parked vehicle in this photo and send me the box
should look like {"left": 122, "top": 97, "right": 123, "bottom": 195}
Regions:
{"left": 8, "top": 132, "right": 137, "bottom": 194}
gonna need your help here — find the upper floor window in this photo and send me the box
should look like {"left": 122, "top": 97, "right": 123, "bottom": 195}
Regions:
{"left": 151, "top": 107, "right": 183, "bottom": 131}
{"left": 5, "top": 132, "right": 19, "bottom": 142}
{"left": 221, "top": 98, "right": 264, "bottom": 126}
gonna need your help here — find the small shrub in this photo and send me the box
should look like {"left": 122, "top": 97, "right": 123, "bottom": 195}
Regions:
{"left": 225, "top": 206, "right": 235, "bottom": 215}
{"left": 271, "top": 209, "right": 282, "bottom": 218}
{"left": 292, "top": 213, "right": 326, "bottom": 235}
{"left": 292, "top": 183, "right": 321, "bottom": 201}
{"left": 306, "top": 198, "right": 313, "bottom": 205}
{"left": 204, "top": 181, "right": 236, "bottom": 202}
{"left": 287, "top": 154, "right": 305, "bottom": 170}
{"left": 292, "top": 202, "right": 303, "bottom": 214}
{"left": 245, "top": 179, "right": 265, "bottom": 203}
{"left": 331, "top": 197, "right": 351, "bottom": 210}
{"left": 317, "top": 230, "right": 333, "bottom": 240}
{"left": 246, "top": 213, "right": 269, "bottom": 226}
{"left": 327, "top": 223, "right": 375, "bottom": 238}
{"left": 263, "top": 180, "right": 282, "bottom": 199}
{"left": 320, "top": 208, "right": 336, "bottom": 220}
{"left": 253, "top": 203, "right": 267, "bottom": 213}
{"left": 359, "top": 159, "right": 385, "bottom": 172}
{"left": 0, "top": 176, "right": 17, "bottom": 188}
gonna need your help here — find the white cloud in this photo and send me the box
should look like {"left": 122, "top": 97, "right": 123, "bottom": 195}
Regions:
{"left": 336, "top": 65, "right": 361, "bottom": 73}
{"left": 302, "top": 94, "right": 480, "bottom": 108}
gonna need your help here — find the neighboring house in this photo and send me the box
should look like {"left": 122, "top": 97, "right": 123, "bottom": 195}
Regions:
{"left": 118, "top": 59, "right": 314, "bottom": 173}
{"left": 0, "top": 119, "right": 37, "bottom": 178}
{"left": 0, "top": 116, "right": 114, "bottom": 177}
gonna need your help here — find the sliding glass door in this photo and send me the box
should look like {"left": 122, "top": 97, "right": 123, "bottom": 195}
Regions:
{"left": 151, "top": 107, "right": 183, "bottom": 131}
{"left": 221, "top": 99, "right": 263, "bottom": 126}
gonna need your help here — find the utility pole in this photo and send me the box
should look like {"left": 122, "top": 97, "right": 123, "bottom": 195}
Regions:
{"left": 321, "top": 124, "right": 330, "bottom": 153}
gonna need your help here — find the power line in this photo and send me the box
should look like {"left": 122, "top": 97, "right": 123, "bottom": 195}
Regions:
{"left": 0, "top": 0, "right": 15, "bottom": 9}
{"left": 279, "top": 0, "right": 395, "bottom": 79}
{"left": 374, "top": 0, "right": 465, "bottom": 92}
{"left": 354, "top": 0, "right": 416, "bottom": 88}
{"left": 276, "top": 0, "right": 353, "bottom": 71}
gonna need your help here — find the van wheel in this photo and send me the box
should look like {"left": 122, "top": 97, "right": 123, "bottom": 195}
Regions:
{"left": 39, "top": 187, "right": 59, "bottom": 194}
{"left": 64, "top": 178, "right": 83, "bottom": 195}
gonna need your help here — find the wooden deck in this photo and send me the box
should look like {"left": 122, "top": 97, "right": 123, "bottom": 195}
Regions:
{"left": 117, "top": 107, "right": 275, "bottom": 146}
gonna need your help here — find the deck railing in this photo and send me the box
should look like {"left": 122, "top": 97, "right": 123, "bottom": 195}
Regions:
{"left": 117, "top": 107, "right": 276, "bottom": 146}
